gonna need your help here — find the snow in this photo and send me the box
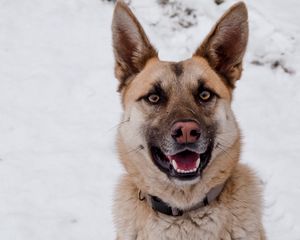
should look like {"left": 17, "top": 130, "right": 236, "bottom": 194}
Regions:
{"left": 0, "top": 0, "right": 299, "bottom": 239}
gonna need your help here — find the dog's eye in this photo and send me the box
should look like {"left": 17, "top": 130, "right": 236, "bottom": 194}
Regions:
{"left": 148, "top": 94, "right": 160, "bottom": 104}
{"left": 199, "top": 90, "right": 212, "bottom": 101}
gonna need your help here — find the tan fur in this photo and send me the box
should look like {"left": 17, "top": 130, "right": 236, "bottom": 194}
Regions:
{"left": 111, "top": 1, "right": 265, "bottom": 239}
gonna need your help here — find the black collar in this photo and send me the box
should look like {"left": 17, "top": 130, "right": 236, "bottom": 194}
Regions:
{"left": 139, "top": 183, "right": 225, "bottom": 217}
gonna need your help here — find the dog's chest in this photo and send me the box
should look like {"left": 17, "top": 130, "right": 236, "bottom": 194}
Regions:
{"left": 136, "top": 207, "right": 231, "bottom": 240}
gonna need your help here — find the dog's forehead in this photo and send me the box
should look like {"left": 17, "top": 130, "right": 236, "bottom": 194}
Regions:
{"left": 180, "top": 57, "right": 231, "bottom": 99}
{"left": 123, "top": 58, "right": 172, "bottom": 103}
{"left": 124, "top": 57, "right": 231, "bottom": 106}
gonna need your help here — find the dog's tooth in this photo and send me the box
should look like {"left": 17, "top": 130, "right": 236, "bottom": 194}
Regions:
{"left": 172, "top": 160, "right": 178, "bottom": 170}
{"left": 175, "top": 168, "right": 200, "bottom": 173}
{"left": 196, "top": 158, "right": 200, "bottom": 168}
{"left": 175, "top": 167, "right": 200, "bottom": 174}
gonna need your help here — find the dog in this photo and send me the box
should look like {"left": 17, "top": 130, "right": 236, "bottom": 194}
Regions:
{"left": 111, "top": 1, "right": 265, "bottom": 239}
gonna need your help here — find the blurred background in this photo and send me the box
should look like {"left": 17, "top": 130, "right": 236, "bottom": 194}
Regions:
{"left": 0, "top": 0, "right": 299, "bottom": 239}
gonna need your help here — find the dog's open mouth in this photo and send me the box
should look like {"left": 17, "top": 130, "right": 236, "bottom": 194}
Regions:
{"left": 150, "top": 145, "right": 213, "bottom": 180}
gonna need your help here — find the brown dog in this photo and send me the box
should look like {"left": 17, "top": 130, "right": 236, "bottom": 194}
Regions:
{"left": 111, "top": 1, "right": 265, "bottom": 239}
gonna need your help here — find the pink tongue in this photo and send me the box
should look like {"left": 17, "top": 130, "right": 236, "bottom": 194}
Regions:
{"left": 168, "top": 151, "right": 200, "bottom": 171}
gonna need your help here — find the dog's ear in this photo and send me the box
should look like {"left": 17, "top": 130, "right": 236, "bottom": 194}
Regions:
{"left": 112, "top": 1, "right": 158, "bottom": 91}
{"left": 194, "top": 2, "right": 248, "bottom": 88}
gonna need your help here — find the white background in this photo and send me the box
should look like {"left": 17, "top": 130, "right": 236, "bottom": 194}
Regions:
{"left": 0, "top": 0, "right": 299, "bottom": 239}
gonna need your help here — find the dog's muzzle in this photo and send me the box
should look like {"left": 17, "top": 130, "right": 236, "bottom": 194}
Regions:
{"left": 149, "top": 120, "right": 214, "bottom": 181}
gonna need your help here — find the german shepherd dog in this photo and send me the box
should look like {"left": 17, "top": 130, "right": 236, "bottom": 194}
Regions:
{"left": 111, "top": 1, "right": 265, "bottom": 239}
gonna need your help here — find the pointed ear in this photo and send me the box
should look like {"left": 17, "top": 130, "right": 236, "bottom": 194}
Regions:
{"left": 112, "top": 1, "right": 158, "bottom": 91}
{"left": 194, "top": 2, "right": 248, "bottom": 88}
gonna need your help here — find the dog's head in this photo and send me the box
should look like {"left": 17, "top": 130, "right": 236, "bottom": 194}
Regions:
{"left": 112, "top": 1, "right": 248, "bottom": 185}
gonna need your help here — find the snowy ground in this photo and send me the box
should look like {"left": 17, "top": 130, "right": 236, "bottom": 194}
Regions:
{"left": 0, "top": 0, "right": 299, "bottom": 239}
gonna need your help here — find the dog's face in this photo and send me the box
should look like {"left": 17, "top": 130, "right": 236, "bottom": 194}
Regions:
{"left": 112, "top": 1, "right": 248, "bottom": 184}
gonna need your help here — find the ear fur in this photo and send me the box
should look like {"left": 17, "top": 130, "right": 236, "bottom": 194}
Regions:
{"left": 112, "top": 1, "right": 158, "bottom": 91}
{"left": 194, "top": 2, "right": 248, "bottom": 87}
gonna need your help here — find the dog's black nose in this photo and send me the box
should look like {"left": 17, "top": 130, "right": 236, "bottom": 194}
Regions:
{"left": 171, "top": 121, "right": 201, "bottom": 144}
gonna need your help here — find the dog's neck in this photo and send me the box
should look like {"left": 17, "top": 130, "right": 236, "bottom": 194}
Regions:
{"left": 139, "top": 182, "right": 226, "bottom": 216}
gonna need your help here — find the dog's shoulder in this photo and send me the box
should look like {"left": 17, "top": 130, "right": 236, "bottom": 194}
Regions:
{"left": 113, "top": 174, "right": 150, "bottom": 239}
{"left": 226, "top": 163, "right": 264, "bottom": 205}
{"left": 221, "top": 163, "right": 265, "bottom": 239}
{"left": 113, "top": 174, "right": 138, "bottom": 222}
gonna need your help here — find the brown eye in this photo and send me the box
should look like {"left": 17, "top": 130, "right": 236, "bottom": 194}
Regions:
{"left": 148, "top": 94, "right": 160, "bottom": 104}
{"left": 199, "top": 90, "right": 211, "bottom": 101}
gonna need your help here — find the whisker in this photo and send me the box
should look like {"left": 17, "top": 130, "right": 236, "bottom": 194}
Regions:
{"left": 123, "top": 145, "right": 144, "bottom": 155}
{"left": 216, "top": 143, "right": 235, "bottom": 161}
{"left": 107, "top": 118, "right": 130, "bottom": 132}
{"left": 215, "top": 137, "right": 233, "bottom": 148}
{"left": 216, "top": 131, "right": 237, "bottom": 137}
